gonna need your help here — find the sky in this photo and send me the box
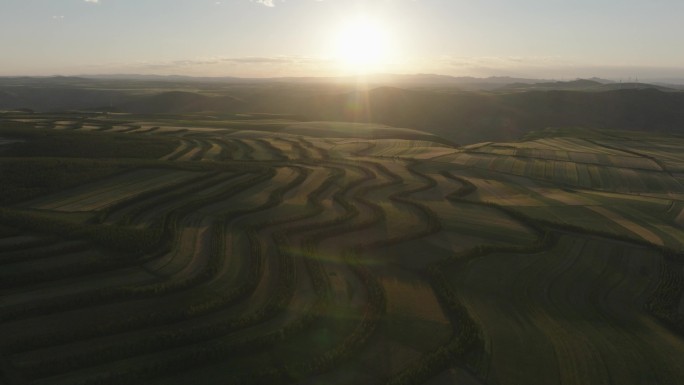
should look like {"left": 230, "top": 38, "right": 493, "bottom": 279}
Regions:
{"left": 1, "top": 0, "right": 684, "bottom": 80}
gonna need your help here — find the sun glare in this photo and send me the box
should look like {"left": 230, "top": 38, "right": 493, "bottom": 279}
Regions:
{"left": 334, "top": 18, "right": 393, "bottom": 74}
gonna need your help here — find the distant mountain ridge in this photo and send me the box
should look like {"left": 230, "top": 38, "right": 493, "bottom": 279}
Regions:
{"left": 2, "top": 74, "right": 681, "bottom": 90}
{"left": 78, "top": 73, "right": 546, "bottom": 85}
{"left": 2, "top": 76, "right": 684, "bottom": 145}
{"left": 500, "top": 78, "right": 677, "bottom": 92}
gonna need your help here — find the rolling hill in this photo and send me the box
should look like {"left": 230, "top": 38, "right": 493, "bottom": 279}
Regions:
{"left": 2, "top": 76, "right": 684, "bottom": 144}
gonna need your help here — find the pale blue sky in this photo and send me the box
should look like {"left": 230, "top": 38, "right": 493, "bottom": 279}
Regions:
{"left": 2, "top": 0, "right": 683, "bottom": 79}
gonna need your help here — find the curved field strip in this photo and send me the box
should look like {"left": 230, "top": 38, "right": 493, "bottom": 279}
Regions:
{"left": 330, "top": 140, "right": 376, "bottom": 157}
{"left": 188, "top": 159, "right": 400, "bottom": 384}
{"left": 430, "top": 198, "right": 537, "bottom": 245}
{"left": 6, "top": 117, "right": 684, "bottom": 385}
{"left": 0, "top": 168, "right": 308, "bottom": 380}
{"left": 326, "top": 164, "right": 497, "bottom": 383}
{"left": 228, "top": 139, "right": 255, "bottom": 160}
{"left": 265, "top": 137, "right": 297, "bottom": 160}
{"left": 119, "top": 172, "right": 253, "bottom": 226}
{"left": 443, "top": 166, "right": 684, "bottom": 251}
{"left": 284, "top": 159, "right": 452, "bottom": 383}
{"left": 159, "top": 139, "right": 192, "bottom": 161}
{"left": 29, "top": 194, "right": 318, "bottom": 382}
{"left": 127, "top": 172, "right": 274, "bottom": 280}
{"left": 212, "top": 138, "right": 239, "bottom": 160}
{"left": 176, "top": 139, "right": 205, "bottom": 161}
{"left": 107, "top": 125, "right": 142, "bottom": 133}
{"left": 52, "top": 121, "right": 80, "bottom": 130}
{"left": 199, "top": 139, "right": 224, "bottom": 161}
{"left": 150, "top": 127, "right": 191, "bottom": 135}
{"left": 352, "top": 161, "right": 442, "bottom": 252}
{"left": 280, "top": 166, "right": 331, "bottom": 207}
{"left": 188, "top": 139, "right": 213, "bottom": 161}
{"left": 219, "top": 161, "right": 389, "bottom": 384}
{"left": 476, "top": 141, "right": 662, "bottom": 171}
{"left": 376, "top": 167, "right": 537, "bottom": 271}
{"left": 144, "top": 161, "right": 385, "bottom": 385}
{"left": 24, "top": 169, "right": 202, "bottom": 212}
{"left": 78, "top": 124, "right": 107, "bottom": 132}
{"left": 491, "top": 189, "right": 684, "bottom": 251}
{"left": 460, "top": 175, "right": 558, "bottom": 207}
{"left": 130, "top": 126, "right": 161, "bottom": 135}
{"left": 374, "top": 268, "right": 451, "bottom": 369}
{"left": 511, "top": 205, "right": 667, "bottom": 245}
{"left": 151, "top": 126, "right": 229, "bottom": 134}
{"left": 100, "top": 171, "right": 230, "bottom": 224}
{"left": 193, "top": 167, "right": 296, "bottom": 217}
{"left": 0, "top": 173, "right": 269, "bottom": 323}
{"left": 586, "top": 206, "right": 664, "bottom": 247}
{"left": 282, "top": 121, "right": 430, "bottom": 141}
{"left": 142, "top": 217, "right": 212, "bottom": 277}
{"left": 435, "top": 148, "right": 683, "bottom": 195}
{"left": 311, "top": 162, "right": 397, "bottom": 255}
{"left": 537, "top": 138, "right": 628, "bottom": 155}
{"left": 587, "top": 138, "right": 674, "bottom": 169}
{"left": 358, "top": 139, "right": 455, "bottom": 160}
{"left": 297, "top": 136, "right": 330, "bottom": 159}
{"left": 272, "top": 137, "right": 311, "bottom": 160}
{"left": 237, "top": 138, "right": 282, "bottom": 161}
{"left": 447, "top": 234, "right": 684, "bottom": 385}
{"left": 257, "top": 138, "right": 290, "bottom": 160}
{"left": 144, "top": 166, "right": 357, "bottom": 384}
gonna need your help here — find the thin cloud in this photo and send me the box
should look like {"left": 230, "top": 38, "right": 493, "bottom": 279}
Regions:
{"left": 84, "top": 55, "right": 335, "bottom": 77}
{"left": 84, "top": 0, "right": 100, "bottom": 3}
{"left": 226, "top": 57, "right": 295, "bottom": 64}
{"left": 250, "top": 0, "right": 327, "bottom": 7}
{"left": 252, "top": 0, "right": 275, "bottom": 7}
{"left": 133, "top": 56, "right": 329, "bottom": 69}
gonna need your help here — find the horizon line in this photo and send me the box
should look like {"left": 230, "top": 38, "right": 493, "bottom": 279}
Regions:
{"left": 2, "top": 73, "right": 684, "bottom": 84}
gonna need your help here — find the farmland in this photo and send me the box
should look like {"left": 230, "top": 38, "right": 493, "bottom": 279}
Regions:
{"left": 2, "top": 111, "right": 684, "bottom": 385}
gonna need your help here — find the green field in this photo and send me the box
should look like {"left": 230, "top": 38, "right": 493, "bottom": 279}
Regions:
{"left": 2, "top": 111, "right": 684, "bottom": 385}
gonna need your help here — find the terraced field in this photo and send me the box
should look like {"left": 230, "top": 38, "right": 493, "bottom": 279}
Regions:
{"left": 2, "top": 112, "right": 684, "bottom": 385}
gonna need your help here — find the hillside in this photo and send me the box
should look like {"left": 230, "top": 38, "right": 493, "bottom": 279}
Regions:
{"left": 2, "top": 113, "right": 684, "bottom": 385}
{"left": 278, "top": 87, "right": 684, "bottom": 144}
{"left": 118, "top": 91, "right": 246, "bottom": 114}
{"left": 2, "top": 77, "right": 684, "bottom": 144}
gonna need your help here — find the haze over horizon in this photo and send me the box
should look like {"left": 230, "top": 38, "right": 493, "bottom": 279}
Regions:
{"left": 2, "top": 0, "right": 684, "bottom": 81}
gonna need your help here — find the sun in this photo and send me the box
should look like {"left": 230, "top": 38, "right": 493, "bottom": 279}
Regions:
{"left": 334, "top": 18, "right": 393, "bottom": 74}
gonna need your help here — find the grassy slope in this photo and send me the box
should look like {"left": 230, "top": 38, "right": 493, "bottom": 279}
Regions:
{"left": 447, "top": 234, "right": 684, "bottom": 385}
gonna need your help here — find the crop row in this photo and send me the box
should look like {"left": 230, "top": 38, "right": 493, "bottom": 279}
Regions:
{"left": 7, "top": 167, "right": 318, "bottom": 381}
{"left": 94, "top": 171, "right": 222, "bottom": 224}
{"left": 645, "top": 255, "right": 684, "bottom": 333}
{"left": 0, "top": 169, "right": 274, "bottom": 323}
{"left": 235, "top": 160, "right": 395, "bottom": 383}
{"left": 5, "top": 168, "right": 296, "bottom": 354}
{"left": 355, "top": 161, "right": 442, "bottom": 252}
{"left": 274, "top": 138, "right": 311, "bottom": 160}
{"left": 382, "top": 166, "right": 553, "bottom": 384}
{"left": 298, "top": 137, "right": 329, "bottom": 159}
{"left": 17, "top": 166, "right": 338, "bottom": 383}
